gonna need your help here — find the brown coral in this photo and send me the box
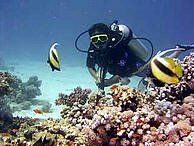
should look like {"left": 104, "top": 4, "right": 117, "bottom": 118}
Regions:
{"left": 108, "top": 85, "right": 145, "bottom": 111}
{"left": 0, "top": 72, "right": 17, "bottom": 96}
{"left": 55, "top": 86, "right": 91, "bottom": 106}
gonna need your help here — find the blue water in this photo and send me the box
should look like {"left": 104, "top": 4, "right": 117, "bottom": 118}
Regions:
{"left": 0, "top": 0, "right": 194, "bottom": 66}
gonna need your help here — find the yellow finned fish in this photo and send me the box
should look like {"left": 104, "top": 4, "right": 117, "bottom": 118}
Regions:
{"left": 150, "top": 48, "right": 184, "bottom": 84}
{"left": 47, "top": 42, "right": 60, "bottom": 71}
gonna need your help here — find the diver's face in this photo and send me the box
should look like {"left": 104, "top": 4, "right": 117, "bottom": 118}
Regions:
{"left": 90, "top": 34, "right": 108, "bottom": 49}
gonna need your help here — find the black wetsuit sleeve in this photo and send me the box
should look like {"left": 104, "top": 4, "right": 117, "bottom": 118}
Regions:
{"left": 86, "top": 44, "right": 95, "bottom": 68}
{"left": 86, "top": 55, "right": 95, "bottom": 68}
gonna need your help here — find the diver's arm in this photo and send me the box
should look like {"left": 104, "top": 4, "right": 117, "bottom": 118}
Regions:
{"left": 88, "top": 67, "right": 100, "bottom": 82}
{"left": 88, "top": 68, "right": 120, "bottom": 87}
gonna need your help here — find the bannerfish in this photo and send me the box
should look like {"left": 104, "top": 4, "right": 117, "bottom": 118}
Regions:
{"left": 47, "top": 42, "right": 60, "bottom": 71}
{"left": 150, "top": 48, "right": 184, "bottom": 84}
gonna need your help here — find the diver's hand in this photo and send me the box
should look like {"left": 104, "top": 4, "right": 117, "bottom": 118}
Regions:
{"left": 95, "top": 78, "right": 112, "bottom": 89}
{"left": 96, "top": 82, "right": 103, "bottom": 89}
{"left": 97, "top": 89, "right": 105, "bottom": 96}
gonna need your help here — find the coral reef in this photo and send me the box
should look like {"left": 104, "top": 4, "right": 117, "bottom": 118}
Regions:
{"left": 55, "top": 86, "right": 91, "bottom": 106}
{"left": 0, "top": 118, "right": 86, "bottom": 146}
{"left": 59, "top": 82, "right": 193, "bottom": 145}
{"left": 0, "top": 71, "right": 42, "bottom": 113}
{"left": 0, "top": 72, "right": 17, "bottom": 96}
{"left": 0, "top": 52, "right": 193, "bottom": 145}
{"left": 10, "top": 75, "right": 42, "bottom": 104}
{"left": 0, "top": 72, "right": 19, "bottom": 113}
{"left": 0, "top": 116, "right": 38, "bottom": 133}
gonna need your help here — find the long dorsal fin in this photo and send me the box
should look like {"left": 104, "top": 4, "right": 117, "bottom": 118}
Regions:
{"left": 154, "top": 48, "right": 185, "bottom": 59}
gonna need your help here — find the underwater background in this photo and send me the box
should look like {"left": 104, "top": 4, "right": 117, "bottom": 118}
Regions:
{"left": 1, "top": 0, "right": 194, "bottom": 64}
{"left": 0, "top": 0, "right": 194, "bottom": 145}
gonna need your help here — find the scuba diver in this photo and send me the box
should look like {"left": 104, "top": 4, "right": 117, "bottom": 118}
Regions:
{"left": 86, "top": 21, "right": 150, "bottom": 90}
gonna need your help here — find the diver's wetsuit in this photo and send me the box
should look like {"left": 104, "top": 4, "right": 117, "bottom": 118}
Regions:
{"left": 86, "top": 29, "right": 145, "bottom": 78}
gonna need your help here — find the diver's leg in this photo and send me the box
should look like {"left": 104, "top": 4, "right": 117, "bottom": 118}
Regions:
{"left": 120, "top": 77, "right": 130, "bottom": 85}
{"left": 104, "top": 75, "right": 120, "bottom": 87}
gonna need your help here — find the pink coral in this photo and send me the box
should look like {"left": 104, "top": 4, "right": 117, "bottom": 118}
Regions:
{"left": 81, "top": 127, "right": 101, "bottom": 145}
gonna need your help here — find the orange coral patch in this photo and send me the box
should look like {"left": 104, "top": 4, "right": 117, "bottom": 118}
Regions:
{"left": 0, "top": 132, "right": 10, "bottom": 137}
{"left": 110, "top": 84, "right": 119, "bottom": 90}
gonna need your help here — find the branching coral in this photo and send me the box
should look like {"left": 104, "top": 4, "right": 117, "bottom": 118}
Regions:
{"left": 108, "top": 85, "right": 146, "bottom": 111}
{"left": 55, "top": 86, "right": 91, "bottom": 106}
{"left": 0, "top": 72, "right": 19, "bottom": 113}
{"left": 182, "top": 52, "right": 194, "bottom": 82}
{"left": 0, "top": 72, "right": 17, "bottom": 96}
{"left": 60, "top": 102, "right": 96, "bottom": 129}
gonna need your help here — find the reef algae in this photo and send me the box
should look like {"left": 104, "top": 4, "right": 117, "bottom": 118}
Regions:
{"left": 0, "top": 52, "right": 193, "bottom": 145}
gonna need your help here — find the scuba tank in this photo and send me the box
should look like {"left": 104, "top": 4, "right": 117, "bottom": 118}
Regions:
{"left": 128, "top": 34, "right": 148, "bottom": 61}
{"left": 110, "top": 20, "right": 148, "bottom": 61}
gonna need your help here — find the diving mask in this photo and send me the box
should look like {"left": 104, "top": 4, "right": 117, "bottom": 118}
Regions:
{"left": 90, "top": 34, "right": 108, "bottom": 44}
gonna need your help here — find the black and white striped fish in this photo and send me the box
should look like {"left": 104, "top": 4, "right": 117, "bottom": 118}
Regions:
{"left": 150, "top": 48, "right": 184, "bottom": 84}
{"left": 47, "top": 42, "right": 60, "bottom": 71}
